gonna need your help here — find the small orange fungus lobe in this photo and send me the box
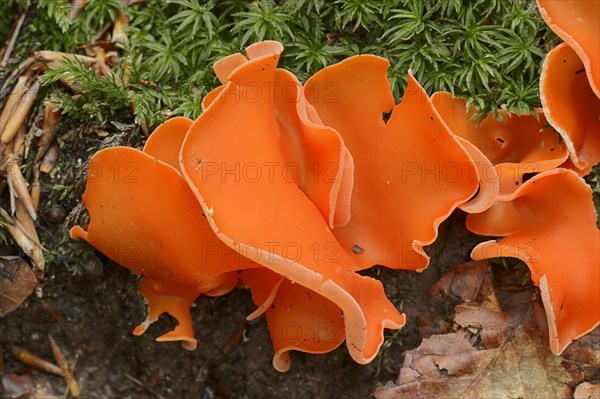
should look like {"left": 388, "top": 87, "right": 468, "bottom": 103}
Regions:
{"left": 142, "top": 116, "right": 192, "bottom": 173}
{"left": 180, "top": 41, "right": 404, "bottom": 367}
{"left": 537, "top": 0, "right": 600, "bottom": 97}
{"left": 266, "top": 280, "right": 345, "bottom": 372}
{"left": 468, "top": 168, "right": 600, "bottom": 355}
{"left": 70, "top": 120, "right": 257, "bottom": 350}
{"left": 432, "top": 92, "right": 568, "bottom": 200}
{"left": 540, "top": 43, "right": 600, "bottom": 172}
{"left": 240, "top": 269, "right": 345, "bottom": 372}
{"left": 239, "top": 268, "right": 284, "bottom": 320}
{"left": 203, "top": 42, "right": 353, "bottom": 228}
{"left": 305, "top": 56, "right": 480, "bottom": 272}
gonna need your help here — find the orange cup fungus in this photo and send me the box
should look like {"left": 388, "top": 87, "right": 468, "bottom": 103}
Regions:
{"left": 537, "top": 0, "right": 600, "bottom": 97}
{"left": 468, "top": 168, "right": 599, "bottom": 355}
{"left": 180, "top": 41, "right": 404, "bottom": 370}
{"left": 432, "top": 92, "right": 569, "bottom": 200}
{"left": 540, "top": 43, "right": 600, "bottom": 173}
{"left": 70, "top": 117, "right": 259, "bottom": 350}
{"left": 71, "top": 39, "right": 599, "bottom": 370}
{"left": 305, "top": 56, "right": 489, "bottom": 272}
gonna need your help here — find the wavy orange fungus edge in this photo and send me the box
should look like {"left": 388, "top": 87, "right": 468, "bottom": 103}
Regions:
{"left": 179, "top": 41, "right": 405, "bottom": 368}
{"left": 540, "top": 42, "right": 600, "bottom": 173}
{"left": 468, "top": 168, "right": 600, "bottom": 355}
{"left": 537, "top": 0, "right": 600, "bottom": 97}
{"left": 70, "top": 117, "right": 259, "bottom": 350}
{"left": 305, "top": 56, "right": 486, "bottom": 272}
{"left": 432, "top": 91, "right": 568, "bottom": 200}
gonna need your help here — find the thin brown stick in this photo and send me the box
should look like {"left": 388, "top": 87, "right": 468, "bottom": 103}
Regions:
{"left": 40, "top": 143, "right": 60, "bottom": 174}
{"left": 10, "top": 345, "right": 64, "bottom": 377}
{"left": 124, "top": 374, "right": 167, "bottom": 399}
{"left": 1, "top": 79, "right": 40, "bottom": 146}
{"left": 36, "top": 104, "right": 61, "bottom": 162}
{"left": 15, "top": 198, "right": 39, "bottom": 245}
{"left": 49, "top": 335, "right": 81, "bottom": 398}
{"left": 0, "top": 74, "right": 30, "bottom": 135}
{"left": 0, "top": 207, "right": 45, "bottom": 277}
{"left": 69, "top": 0, "right": 86, "bottom": 21}
{"left": 112, "top": 11, "right": 129, "bottom": 44}
{"left": 30, "top": 167, "right": 40, "bottom": 212}
{"left": 0, "top": 5, "right": 28, "bottom": 67}
{"left": 4, "top": 156, "right": 37, "bottom": 220}
{"left": 35, "top": 51, "right": 97, "bottom": 65}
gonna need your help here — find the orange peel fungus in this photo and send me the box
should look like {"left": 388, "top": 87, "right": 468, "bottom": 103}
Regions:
{"left": 180, "top": 41, "right": 405, "bottom": 370}
{"left": 540, "top": 42, "right": 600, "bottom": 173}
{"left": 432, "top": 91, "right": 568, "bottom": 200}
{"left": 305, "top": 56, "right": 485, "bottom": 272}
{"left": 537, "top": 0, "right": 600, "bottom": 97}
{"left": 468, "top": 168, "right": 600, "bottom": 355}
{"left": 70, "top": 117, "right": 258, "bottom": 350}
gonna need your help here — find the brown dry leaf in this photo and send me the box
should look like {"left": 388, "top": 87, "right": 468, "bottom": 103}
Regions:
{"left": 1, "top": 373, "right": 33, "bottom": 398}
{"left": 0, "top": 256, "right": 36, "bottom": 317}
{"left": 375, "top": 262, "right": 596, "bottom": 399}
{"left": 574, "top": 382, "right": 600, "bottom": 399}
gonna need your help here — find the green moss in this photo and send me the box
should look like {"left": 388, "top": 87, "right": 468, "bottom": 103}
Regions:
{"left": 2, "top": 0, "right": 557, "bottom": 131}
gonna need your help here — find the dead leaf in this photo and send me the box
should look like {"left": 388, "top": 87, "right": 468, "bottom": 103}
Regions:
{"left": 375, "top": 262, "right": 595, "bottom": 399}
{"left": 430, "top": 261, "right": 499, "bottom": 309}
{"left": 1, "top": 373, "right": 33, "bottom": 398}
{"left": 0, "top": 256, "right": 36, "bottom": 317}
{"left": 574, "top": 382, "right": 600, "bottom": 399}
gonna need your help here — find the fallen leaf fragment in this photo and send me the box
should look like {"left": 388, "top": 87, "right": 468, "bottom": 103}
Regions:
{"left": 0, "top": 257, "right": 36, "bottom": 317}
{"left": 574, "top": 382, "right": 600, "bottom": 399}
{"left": 432, "top": 91, "right": 568, "bottom": 199}
{"left": 1, "top": 373, "right": 33, "bottom": 398}
{"left": 430, "top": 261, "right": 498, "bottom": 307}
{"left": 540, "top": 43, "right": 600, "bottom": 172}
{"left": 537, "top": 0, "right": 600, "bottom": 97}
{"left": 375, "top": 262, "right": 588, "bottom": 399}
{"left": 468, "top": 168, "right": 600, "bottom": 355}
{"left": 305, "top": 56, "right": 479, "bottom": 271}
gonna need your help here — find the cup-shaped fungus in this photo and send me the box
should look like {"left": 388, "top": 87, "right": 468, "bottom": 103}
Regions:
{"left": 70, "top": 117, "right": 259, "bottom": 350}
{"left": 239, "top": 269, "right": 345, "bottom": 372}
{"left": 201, "top": 41, "right": 354, "bottom": 228}
{"left": 540, "top": 43, "right": 600, "bottom": 173}
{"left": 468, "top": 168, "right": 600, "bottom": 355}
{"left": 432, "top": 92, "right": 568, "bottom": 200}
{"left": 180, "top": 41, "right": 404, "bottom": 369}
{"left": 304, "top": 56, "right": 487, "bottom": 272}
{"left": 537, "top": 0, "right": 600, "bottom": 97}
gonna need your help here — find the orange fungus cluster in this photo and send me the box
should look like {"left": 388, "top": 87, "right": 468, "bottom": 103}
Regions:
{"left": 71, "top": 2, "right": 599, "bottom": 370}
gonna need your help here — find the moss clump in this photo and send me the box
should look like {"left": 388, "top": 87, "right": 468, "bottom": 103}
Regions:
{"left": 3, "top": 0, "right": 556, "bottom": 131}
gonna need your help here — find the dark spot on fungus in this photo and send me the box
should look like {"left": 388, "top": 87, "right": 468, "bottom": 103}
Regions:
{"left": 352, "top": 245, "right": 364, "bottom": 254}
{"left": 496, "top": 137, "right": 506, "bottom": 144}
